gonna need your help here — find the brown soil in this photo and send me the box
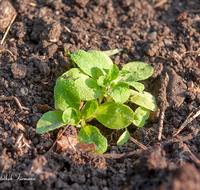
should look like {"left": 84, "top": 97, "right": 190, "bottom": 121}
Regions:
{"left": 0, "top": 0, "right": 200, "bottom": 189}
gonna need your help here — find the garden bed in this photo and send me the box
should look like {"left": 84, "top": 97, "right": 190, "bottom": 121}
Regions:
{"left": 0, "top": 0, "right": 200, "bottom": 189}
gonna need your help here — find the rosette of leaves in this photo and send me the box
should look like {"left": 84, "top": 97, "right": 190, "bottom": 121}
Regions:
{"left": 36, "top": 49, "right": 157, "bottom": 154}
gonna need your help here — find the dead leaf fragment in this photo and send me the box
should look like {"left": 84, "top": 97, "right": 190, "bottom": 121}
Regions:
{"left": 34, "top": 104, "right": 54, "bottom": 111}
{"left": 76, "top": 142, "right": 96, "bottom": 153}
{"left": 56, "top": 136, "right": 78, "bottom": 152}
{"left": 17, "top": 122, "right": 26, "bottom": 132}
{"left": 56, "top": 134, "right": 97, "bottom": 153}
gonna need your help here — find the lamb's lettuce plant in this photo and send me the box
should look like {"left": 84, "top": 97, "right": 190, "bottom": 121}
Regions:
{"left": 36, "top": 49, "right": 157, "bottom": 154}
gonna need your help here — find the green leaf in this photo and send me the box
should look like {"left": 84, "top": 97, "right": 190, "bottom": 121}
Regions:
{"left": 108, "top": 82, "right": 130, "bottom": 103}
{"left": 123, "top": 81, "right": 145, "bottom": 92}
{"left": 119, "top": 70, "right": 131, "bottom": 76}
{"left": 81, "top": 101, "right": 98, "bottom": 119}
{"left": 70, "top": 50, "right": 113, "bottom": 78}
{"left": 62, "top": 68, "right": 86, "bottom": 80}
{"left": 75, "top": 76, "right": 105, "bottom": 101}
{"left": 120, "top": 61, "right": 154, "bottom": 82}
{"left": 70, "top": 50, "right": 95, "bottom": 77}
{"left": 129, "top": 89, "right": 157, "bottom": 111}
{"left": 61, "top": 78, "right": 81, "bottom": 112}
{"left": 78, "top": 125, "right": 107, "bottom": 154}
{"left": 103, "top": 48, "right": 124, "bottom": 56}
{"left": 54, "top": 76, "right": 81, "bottom": 112}
{"left": 117, "top": 130, "right": 130, "bottom": 145}
{"left": 93, "top": 101, "right": 134, "bottom": 129}
{"left": 87, "top": 50, "right": 113, "bottom": 67}
{"left": 109, "top": 64, "right": 119, "bottom": 81}
{"left": 97, "top": 76, "right": 106, "bottom": 87}
{"left": 54, "top": 77, "right": 72, "bottom": 112}
{"left": 133, "top": 107, "right": 150, "bottom": 128}
{"left": 36, "top": 111, "right": 65, "bottom": 134}
{"left": 62, "top": 108, "right": 80, "bottom": 125}
{"left": 105, "top": 64, "right": 119, "bottom": 84}
{"left": 91, "top": 67, "right": 104, "bottom": 80}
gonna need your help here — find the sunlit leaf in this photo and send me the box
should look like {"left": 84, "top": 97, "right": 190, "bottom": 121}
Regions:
{"left": 61, "top": 68, "right": 86, "bottom": 80}
{"left": 97, "top": 76, "right": 106, "bottom": 87}
{"left": 61, "top": 78, "right": 81, "bottom": 112}
{"left": 75, "top": 76, "right": 105, "bottom": 101}
{"left": 120, "top": 61, "right": 154, "bottom": 82}
{"left": 88, "top": 50, "right": 113, "bottom": 67}
{"left": 93, "top": 101, "right": 134, "bottom": 129}
{"left": 117, "top": 130, "right": 130, "bottom": 145}
{"left": 129, "top": 89, "right": 157, "bottom": 111}
{"left": 54, "top": 77, "right": 81, "bottom": 112}
{"left": 104, "top": 64, "right": 119, "bottom": 85}
{"left": 133, "top": 107, "right": 150, "bottom": 128}
{"left": 108, "top": 82, "right": 130, "bottom": 103}
{"left": 78, "top": 125, "right": 107, "bottom": 154}
{"left": 62, "top": 107, "right": 80, "bottom": 125}
{"left": 36, "top": 111, "right": 65, "bottom": 134}
{"left": 122, "top": 81, "right": 145, "bottom": 92}
{"left": 70, "top": 50, "right": 113, "bottom": 78}
{"left": 81, "top": 101, "right": 98, "bottom": 119}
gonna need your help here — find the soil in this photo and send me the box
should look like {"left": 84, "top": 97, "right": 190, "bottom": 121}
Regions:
{"left": 0, "top": 0, "right": 200, "bottom": 189}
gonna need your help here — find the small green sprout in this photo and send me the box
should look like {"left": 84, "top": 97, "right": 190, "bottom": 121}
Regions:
{"left": 36, "top": 49, "right": 157, "bottom": 154}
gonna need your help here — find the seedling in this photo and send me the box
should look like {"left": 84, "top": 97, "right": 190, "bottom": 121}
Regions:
{"left": 36, "top": 49, "right": 157, "bottom": 154}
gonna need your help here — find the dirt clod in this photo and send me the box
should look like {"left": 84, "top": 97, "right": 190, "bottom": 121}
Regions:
{"left": 0, "top": 155, "right": 14, "bottom": 172}
{"left": 0, "top": 0, "right": 17, "bottom": 29}
{"left": 31, "top": 16, "right": 62, "bottom": 43}
{"left": 164, "top": 67, "right": 187, "bottom": 107}
{"left": 11, "top": 63, "right": 27, "bottom": 79}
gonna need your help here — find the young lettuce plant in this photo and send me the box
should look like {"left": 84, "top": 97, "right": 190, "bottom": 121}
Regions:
{"left": 36, "top": 49, "right": 157, "bottom": 154}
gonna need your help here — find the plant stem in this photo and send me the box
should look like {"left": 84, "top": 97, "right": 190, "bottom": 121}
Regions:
{"left": 98, "top": 95, "right": 104, "bottom": 105}
{"left": 81, "top": 120, "right": 86, "bottom": 127}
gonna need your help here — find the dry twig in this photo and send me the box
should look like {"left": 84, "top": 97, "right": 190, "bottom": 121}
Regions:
{"left": 129, "top": 136, "right": 148, "bottom": 150}
{"left": 0, "top": 96, "right": 24, "bottom": 115}
{"left": 86, "top": 148, "right": 143, "bottom": 160}
{"left": 188, "top": 25, "right": 200, "bottom": 37}
{"left": 0, "top": 14, "right": 17, "bottom": 45}
{"left": 158, "top": 73, "right": 169, "bottom": 140}
{"left": 180, "top": 144, "right": 200, "bottom": 166}
{"left": 0, "top": 49, "right": 13, "bottom": 55}
{"left": 64, "top": 26, "right": 71, "bottom": 33}
{"left": 185, "top": 9, "right": 200, "bottom": 13}
{"left": 161, "top": 128, "right": 199, "bottom": 147}
{"left": 173, "top": 109, "right": 200, "bottom": 137}
{"left": 154, "top": 0, "right": 167, "bottom": 8}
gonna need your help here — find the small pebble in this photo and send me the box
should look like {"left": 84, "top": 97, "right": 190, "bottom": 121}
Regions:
{"left": 148, "top": 31, "right": 157, "bottom": 40}
{"left": 110, "top": 150, "right": 117, "bottom": 154}
{"left": 164, "top": 39, "right": 173, "bottom": 46}
{"left": 55, "top": 11, "right": 59, "bottom": 15}
{"left": 20, "top": 87, "right": 28, "bottom": 96}
{"left": 11, "top": 63, "right": 27, "bottom": 79}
